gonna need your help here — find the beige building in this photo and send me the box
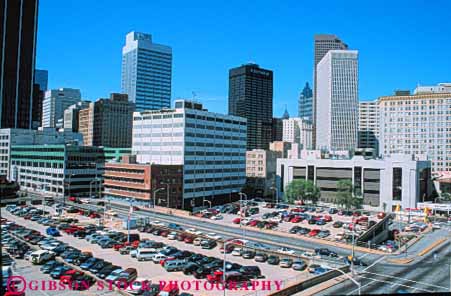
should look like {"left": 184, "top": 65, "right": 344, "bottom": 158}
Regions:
{"left": 269, "top": 141, "right": 292, "bottom": 158}
{"left": 78, "top": 105, "right": 93, "bottom": 146}
{"left": 282, "top": 117, "right": 313, "bottom": 150}
{"left": 246, "top": 149, "right": 279, "bottom": 197}
{"left": 379, "top": 84, "right": 451, "bottom": 173}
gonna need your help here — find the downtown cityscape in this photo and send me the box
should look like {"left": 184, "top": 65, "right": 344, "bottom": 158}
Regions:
{"left": 1, "top": 1, "right": 451, "bottom": 296}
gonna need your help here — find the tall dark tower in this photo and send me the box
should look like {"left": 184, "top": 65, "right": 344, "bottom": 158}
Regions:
{"left": 228, "top": 63, "right": 273, "bottom": 150}
{"left": 0, "top": 0, "right": 39, "bottom": 129}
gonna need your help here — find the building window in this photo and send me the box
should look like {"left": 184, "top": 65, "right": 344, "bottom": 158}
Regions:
{"left": 392, "top": 167, "right": 402, "bottom": 201}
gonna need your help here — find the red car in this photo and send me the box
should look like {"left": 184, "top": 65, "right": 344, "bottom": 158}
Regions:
{"left": 78, "top": 210, "right": 85, "bottom": 215}
{"left": 160, "top": 231, "right": 169, "bottom": 237}
{"left": 89, "top": 213, "right": 100, "bottom": 218}
{"left": 290, "top": 216, "right": 302, "bottom": 223}
{"left": 248, "top": 220, "right": 259, "bottom": 227}
{"left": 232, "top": 217, "right": 241, "bottom": 224}
{"left": 352, "top": 211, "right": 361, "bottom": 217}
{"left": 219, "top": 244, "right": 234, "bottom": 253}
{"left": 132, "top": 206, "right": 140, "bottom": 211}
{"left": 308, "top": 229, "right": 320, "bottom": 237}
{"left": 60, "top": 269, "right": 84, "bottom": 284}
{"left": 323, "top": 215, "right": 333, "bottom": 222}
{"left": 265, "top": 221, "right": 278, "bottom": 229}
{"left": 377, "top": 212, "right": 386, "bottom": 219}
{"left": 184, "top": 236, "right": 194, "bottom": 244}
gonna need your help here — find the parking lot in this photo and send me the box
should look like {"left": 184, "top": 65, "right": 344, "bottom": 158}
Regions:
{"left": 191, "top": 201, "right": 391, "bottom": 246}
{"left": 2, "top": 205, "right": 318, "bottom": 296}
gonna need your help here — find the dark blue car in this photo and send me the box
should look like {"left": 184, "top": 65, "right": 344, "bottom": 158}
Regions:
{"left": 46, "top": 227, "right": 60, "bottom": 237}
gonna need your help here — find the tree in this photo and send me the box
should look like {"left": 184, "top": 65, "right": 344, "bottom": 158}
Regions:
{"left": 284, "top": 179, "right": 320, "bottom": 204}
{"left": 335, "top": 179, "right": 362, "bottom": 210}
{"left": 441, "top": 192, "right": 451, "bottom": 202}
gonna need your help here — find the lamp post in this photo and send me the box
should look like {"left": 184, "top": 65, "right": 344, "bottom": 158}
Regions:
{"left": 127, "top": 199, "right": 133, "bottom": 243}
{"left": 203, "top": 200, "right": 212, "bottom": 209}
{"left": 160, "top": 182, "right": 170, "bottom": 208}
{"left": 270, "top": 186, "right": 278, "bottom": 205}
{"left": 238, "top": 192, "right": 247, "bottom": 241}
{"left": 222, "top": 241, "right": 229, "bottom": 296}
{"left": 89, "top": 178, "right": 100, "bottom": 204}
{"left": 152, "top": 188, "right": 165, "bottom": 208}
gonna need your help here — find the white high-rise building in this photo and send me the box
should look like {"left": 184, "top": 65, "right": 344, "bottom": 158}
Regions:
{"left": 358, "top": 100, "right": 379, "bottom": 153}
{"left": 282, "top": 117, "right": 313, "bottom": 150}
{"left": 121, "top": 31, "right": 172, "bottom": 112}
{"left": 132, "top": 100, "right": 247, "bottom": 207}
{"left": 42, "top": 88, "right": 82, "bottom": 128}
{"left": 316, "top": 50, "right": 359, "bottom": 152}
{"left": 379, "top": 84, "right": 451, "bottom": 173}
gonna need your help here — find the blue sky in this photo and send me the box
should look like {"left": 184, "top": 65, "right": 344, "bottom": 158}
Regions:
{"left": 36, "top": 0, "right": 451, "bottom": 117}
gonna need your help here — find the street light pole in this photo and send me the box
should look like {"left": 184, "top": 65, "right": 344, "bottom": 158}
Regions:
{"left": 204, "top": 200, "right": 212, "bottom": 209}
{"left": 238, "top": 192, "right": 247, "bottom": 242}
{"left": 223, "top": 241, "right": 228, "bottom": 296}
{"left": 127, "top": 199, "right": 133, "bottom": 243}
{"left": 152, "top": 188, "right": 165, "bottom": 208}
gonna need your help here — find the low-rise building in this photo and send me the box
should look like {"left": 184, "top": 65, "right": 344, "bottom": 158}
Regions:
{"left": 0, "top": 128, "right": 83, "bottom": 179}
{"left": 277, "top": 154, "right": 432, "bottom": 211}
{"left": 103, "top": 156, "right": 183, "bottom": 207}
{"left": 269, "top": 141, "right": 292, "bottom": 158}
{"left": 9, "top": 143, "right": 104, "bottom": 198}
{"left": 245, "top": 149, "right": 278, "bottom": 198}
{"left": 103, "top": 147, "right": 132, "bottom": 163}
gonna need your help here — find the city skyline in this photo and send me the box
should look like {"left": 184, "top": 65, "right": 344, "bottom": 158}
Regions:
{"left": 35, "top": 1, "right": 451, "bottom": 117}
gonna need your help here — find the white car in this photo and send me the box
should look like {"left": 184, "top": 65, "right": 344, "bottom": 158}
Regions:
{"left": 269, "top": 216, "right": 282, "bottom": 223}
{"left": 231, "top": 248, "right": 242, "bottom": 256}
{"left": 152, "top": 221, "right": 165, "bottom": 226}
{"left": 167, "top": 232, "right": 177, "bottom": 240}
{"left": 241, "top": 218, "right": 251, "bottom": 225}
{"left": 211, "top": 215, "right": 223, "bottom": 220}
{"left": 334, "top": 233, "right": 345, "bottom": 240}
{"left": 277, "top": 247, "right": 296, "bottom": 255}
{"left": 41, "top": 242, "right": 61, "bottom": 251}
{"left": 432, "top": 223, "right": 441, "bottom": 230}
{"left": 206, "top": 232, "right": 222, "bottom": 240}
{"left": 186, "top": 228, "right": 203, "bottom": 235}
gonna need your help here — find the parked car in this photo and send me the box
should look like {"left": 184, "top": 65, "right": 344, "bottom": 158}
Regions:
{"left": 267, "top": 255, "right": 280, "bottom": 265}
{"left": 292, "top": 259, "right": 307, "bottom": 271}
{"left": 280, "top": 258, "right": 293, "bottom": 268}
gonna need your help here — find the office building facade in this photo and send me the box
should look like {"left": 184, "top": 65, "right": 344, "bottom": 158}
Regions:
{"left": 379, "top": 84, "right": 451, "bottom": 173}
{"left": 228, "top": 63, "right": 273, "bottom": 150}
{"left": 245, "top": 149, "right": 278, "bottom": 197}
{"left": 34, "top": 69, "right": 48, "bottom": 91}
{"left": 42, "top": 88, "right": 82, "bottom": 128}
{"left": 358, "top": 100, "right": 379, "bottom": 153}
{"left": 298, "top": 82, "right": 313, "bottom": 121}
{"left": 10, "top": 143, "right": 103, "bottom": 197}
{"left": 63, "top": 101, "right": 91, "bottom": 132}
{"left": 1, "top": 0, "right": 39, "bottom": 129}
{"left": 133, "top": 100, "right": 247, "bottom": 209}
{"left": 316, "top": 50, "right": 359, "bottom": 152}
{"left": 0, "top": 128, "right": 83, "bottom": 179}
{"left": 313, "top": 34, "right": 348, "bottom": 147}
{"left": 282, "top": 117, "right": 313, "bottom": 150}
{"left": 277, "top": 154, "right": 431, "bottom": 211}
{"left": 121, "top": 31, "right": 172, "bottom": 111}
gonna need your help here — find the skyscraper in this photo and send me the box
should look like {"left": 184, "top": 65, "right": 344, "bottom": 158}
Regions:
{"left": 42, "top": 88, "right": 82, "bottom": 128}
{"left": 121, "top": 31, "right": 172, "bottom": 112}
{"left": 34, "top": 69, "right": 48, "bottom": 91}
{"left": 316, "top": 50, "right": 359, "bottom": 151}
{"left": 229, "top": 63, "right": 273, "bottom": 150}
{"left": 298, "top": 82, "right": 313, "bottom": 121}
{"left": 0, "top": 0, "right": 39, "bottom": 129}
{"left": 313, "top": 34, "right": 348, "bottom": 146}
{"left": 358, "top": 100, "right": 379, "bottom": 153}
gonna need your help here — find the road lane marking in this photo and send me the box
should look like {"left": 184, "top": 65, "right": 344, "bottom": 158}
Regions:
{"left": 360, "top": 271, "right": 449, "bottom": 290}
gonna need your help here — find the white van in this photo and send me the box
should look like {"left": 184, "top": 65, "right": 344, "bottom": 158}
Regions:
{"left": 136, "top": 248, "right": 157, "bottom": 261}
{"left": 151, "top": 253, "right": 167, "bottom": 263}
{"left": 30, "top": 250, "right": 55, "bottom": 265}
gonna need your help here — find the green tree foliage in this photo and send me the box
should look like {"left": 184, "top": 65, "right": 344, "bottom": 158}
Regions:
{"left": 335, "top": 179, "right": 362, "bottom": 209}
{"left": 284, "top": 179, "right": 320, "bottom": 204}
